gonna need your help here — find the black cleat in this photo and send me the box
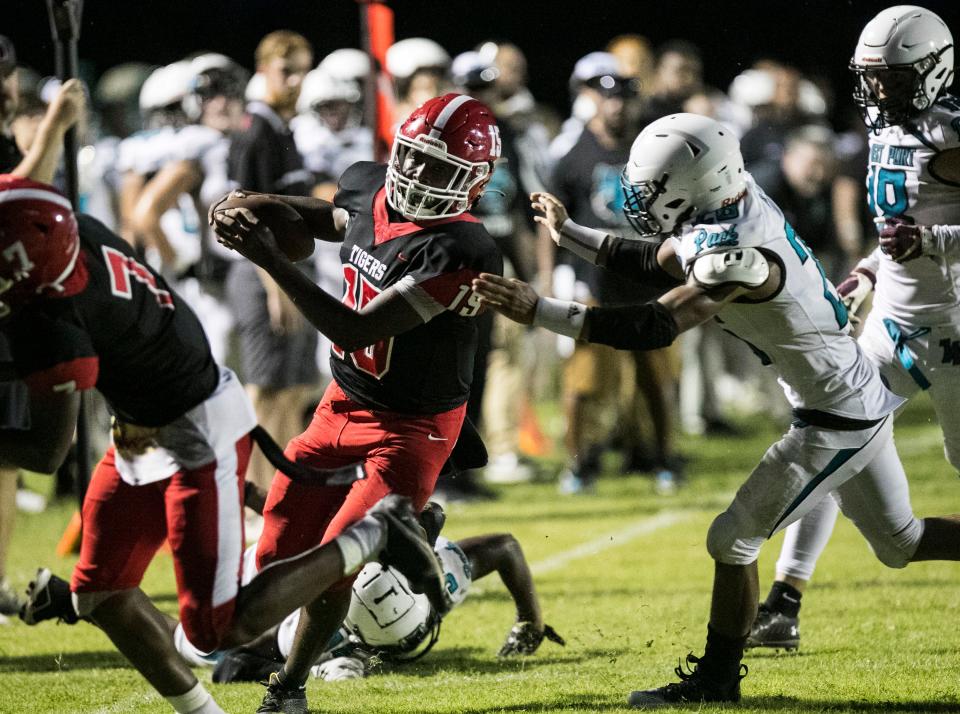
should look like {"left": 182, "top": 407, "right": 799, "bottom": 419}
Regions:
{"left": 746, "top": 603, "right": 800, "bottom": 651}
{"left": 256, "top": 672, "right": 307, "bottom": 714}
{"left": 368, "top": 494, "right": 449, "bottom": 615}
{"left": 20, "top": 568, "right": 78, "bottom": 625}
{"left": 213, "top": 648, "right": 282, "bottom": 684}
{"left": 628, "top": 654, "right": 746, "bottom": 708}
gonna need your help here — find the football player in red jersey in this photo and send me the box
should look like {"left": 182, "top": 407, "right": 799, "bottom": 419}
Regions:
{"left": 0, "top": 175, "right": 445, "bottom": 714}
{"left": 211, "top": 92, "right": 504, "bottom": 712}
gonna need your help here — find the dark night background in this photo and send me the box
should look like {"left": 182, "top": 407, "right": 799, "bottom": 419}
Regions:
{"left": 5, "top": 0, "right": 960, "bottom": 124}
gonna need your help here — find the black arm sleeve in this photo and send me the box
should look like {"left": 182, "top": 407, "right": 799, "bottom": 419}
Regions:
{"left": 584, "top": 301, "right": 679, "bottom": 351}
{"left": 604, "top": 237, "right": 683, "bottom": 290}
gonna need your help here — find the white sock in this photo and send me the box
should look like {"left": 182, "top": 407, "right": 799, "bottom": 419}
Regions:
{"left": 166, "top": 682, "right": 226, "bottom": 714}
{"left": 335, "top": 515, "right": 385, "bottom": 575}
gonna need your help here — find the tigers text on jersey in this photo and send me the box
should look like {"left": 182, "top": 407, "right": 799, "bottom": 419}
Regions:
{"left": 330, "top": 162, "right": 503, "bottom": 414}
{"left": 1, "top": 215, "right": 218, "bottom": 426}
{"left": 671, "top": 174, "right": 902, "bottom": 421}
{"left": 865, "top": 94, "right": 960, "bottom": 328}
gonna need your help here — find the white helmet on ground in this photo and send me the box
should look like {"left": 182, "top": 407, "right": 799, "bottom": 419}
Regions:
{"left": 850, "top": 5, "right": 955, "bottom": 130}
{"left": 318, "top": 48, "right": 370, "bottom": 83}
{"left": 621, "top": 113, "right": 745, "bottom": 237}
{"left": 344, "top": 562, "right": 440, "bottom": 659}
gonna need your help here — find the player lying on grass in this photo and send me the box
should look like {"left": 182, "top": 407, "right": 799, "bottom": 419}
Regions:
{"left": 472, "top": 112, "right": 960, "bottom": 707}
{"left": 174, "top": 502, "right": 564, "bottom": 682}
{"left": 0, "top": 175, "right": 445, "bottom": 714}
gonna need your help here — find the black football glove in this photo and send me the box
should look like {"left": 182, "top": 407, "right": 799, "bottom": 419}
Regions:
{"left": 497, "top": 621, "right": 565, "bottom": 657}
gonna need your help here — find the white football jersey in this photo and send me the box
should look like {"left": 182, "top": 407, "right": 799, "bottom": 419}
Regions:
{"left": 292, "top": 114, "right": 374, "bottom": 183}
{"left": 863, "top": 94, "right": 960, "bottom": 328}
{"left": 671, "top": 174, "right": 903, "bottom": 420}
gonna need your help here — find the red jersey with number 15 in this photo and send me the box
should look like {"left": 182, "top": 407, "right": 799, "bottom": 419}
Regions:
{"left": 329, "top": 162, "right": 502, "bottom": 414}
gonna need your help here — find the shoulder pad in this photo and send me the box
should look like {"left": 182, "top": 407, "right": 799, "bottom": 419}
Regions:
{"left": 691, "top": 247, "right": 769, "bottom": 289}
{"left": 334, "top": 162, "right": 385, "bottom": 213}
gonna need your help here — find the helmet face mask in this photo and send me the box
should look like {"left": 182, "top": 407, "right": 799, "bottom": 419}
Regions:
{"left": 621, "top": 171, "right": 672, "bottom": 237}
{"left": 850, "top": 6, "right": 955, "bottom": 132}
{"left": 385, "top": 93, "right": 499, "bottom": 222}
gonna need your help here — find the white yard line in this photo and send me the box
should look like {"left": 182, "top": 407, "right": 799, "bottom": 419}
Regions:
{"left": 895, "top": 427, "right": 944, "bottom": 457}
{"left": 530, "top": 510, "right": 696, "bottom": 576}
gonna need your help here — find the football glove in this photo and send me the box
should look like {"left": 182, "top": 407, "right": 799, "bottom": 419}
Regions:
{"left": 835, "top": 268, "right": 875, "bottom": 320}
{"left": 877, "top": 216, "right": 933, "bottom": 263}
{"left": 497, "top": 621, "right": 566, "bottom": 657}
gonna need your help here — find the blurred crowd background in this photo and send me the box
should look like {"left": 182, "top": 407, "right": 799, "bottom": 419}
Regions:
{"left": 3, "top": 1, "right": 958, "bottom": 511}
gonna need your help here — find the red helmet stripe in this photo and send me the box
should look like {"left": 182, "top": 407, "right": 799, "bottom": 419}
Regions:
{"left": 428, "top": 94, "right": 475, "bottom": 139}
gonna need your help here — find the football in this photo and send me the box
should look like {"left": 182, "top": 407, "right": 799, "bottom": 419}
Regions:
{"left": 213, "top": 193, "right": 315, "bottom": 262}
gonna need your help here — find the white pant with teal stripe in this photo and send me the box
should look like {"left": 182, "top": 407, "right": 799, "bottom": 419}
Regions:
{"left": 707, "top": 414, "right": 922, "bottom": 568}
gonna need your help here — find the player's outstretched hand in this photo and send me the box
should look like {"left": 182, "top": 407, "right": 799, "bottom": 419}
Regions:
{"left": 212, "top": 206, "right": 283, "bottom": 268}
{"left": 530, "top": 192, "right": 569, "bottom": 244}
{"left": 497, "top": 621, "right": 565, "bottom": 657}
{"left": 472, "top": 273, "right": 539, "bottom": 325}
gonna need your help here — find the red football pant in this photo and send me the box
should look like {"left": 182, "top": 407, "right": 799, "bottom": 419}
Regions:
{"left": 71, "top": 437, "right": 251, "bottom": 652}
{"left": 256, "top": 380, "right": 465, "bottom": 586}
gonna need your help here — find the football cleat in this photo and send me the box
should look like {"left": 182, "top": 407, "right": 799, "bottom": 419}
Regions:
{"left": 213, "top": 648, "right": 282, "bottom": 684}
{"left": 256, "top": 672, "right": 307, "bottom": 714}
{"left": 367, "top": 494, "right": 449, "bottom": 615}
{"left": 746, "top": 603, "right": 800, "bottom": 651}
{"left": 628, "top": 654, "right": 747, "bottom": 708}
{"left": 19, "top": 568, "right": 79, "bottom": 625}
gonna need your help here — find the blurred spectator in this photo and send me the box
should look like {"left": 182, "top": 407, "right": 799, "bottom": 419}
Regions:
{"left": 386, "top": 37, "right": 451, "bottom": 121}
{"left": 548, "top": 51, "right": 622, "bottom": 163}
{"left": 227, "top": 31, "right": 318, "bottom": 498}
{"left": 832, "top": 112, "right": 874, "bottom": 271}
{"left": 606, "top": 34, "right": 654, "bottom": 97}
{"left": 642, "top": 39, "right": 703, "bottom": 119}
{"left": 292, "top": 51, "right": 374, "bottom": 387}
{"left": 751, "top": 125, "right": 842, "bottom": 278}
{"left": 739, "top": 61, "right": 827, "bottom": 166}
{"left": 543, "top": 60, "right": 679, "bottom": 494}
{"left": 449, "top": 51, "right": 541, "bottom": 489}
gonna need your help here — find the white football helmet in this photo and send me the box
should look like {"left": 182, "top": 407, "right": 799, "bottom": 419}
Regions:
{"left": 850, "top": 5, "right": 955, "bottom": 130}
{"left": 621, "top": 113, "right": 745, "bottom": 237}
{"left": 386, "top": 38, "right": 450, "bottom": 79}
{"left": 139, "top": 60, "right": 192, "bottom": 113}
{"left": 318, "top": 48, "right": 371, "bottom": 83}
{"left": 182, "top": 53, "right": 247, "bottom": 121}
{"left": 343, "top": 562, "right": 440, "bottom": 659}
{"left": 297, "top": 68, "right": 361, "bottom": 114}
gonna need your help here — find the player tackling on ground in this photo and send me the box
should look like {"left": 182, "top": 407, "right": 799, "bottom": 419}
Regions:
{"left": 751, "top": 5, "right": 960, "bottom": 651}
{"left": 211, "top": 92, "right": 504, "bottom": 713}
{"left": 472, "top": 111, "right": 960, "bottom": 706}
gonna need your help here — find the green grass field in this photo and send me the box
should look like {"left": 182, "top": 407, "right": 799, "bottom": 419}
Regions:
{"left": 2, "top": 395, "right": 959, "bottom": 713}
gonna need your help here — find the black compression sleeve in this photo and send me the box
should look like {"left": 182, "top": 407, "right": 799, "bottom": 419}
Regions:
{"left": 584, "top": 301, "right": 679, "bottom": 351}
{"left": 605, "top": 237, "right": 682, "bottom": 290}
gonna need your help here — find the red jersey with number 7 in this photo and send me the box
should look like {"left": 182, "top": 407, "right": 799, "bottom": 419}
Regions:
{"left": 329, "top": 162, "right": 503, "bottom": 414}
{"left": 1, "top": 214, "right": 219, "bottom": 426}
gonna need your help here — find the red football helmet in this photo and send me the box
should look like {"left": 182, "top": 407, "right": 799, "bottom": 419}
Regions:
{"left": 0, "top": 175, "right": 81, "bottom": 317}
{"left": 385, "top": 93, "right": 501, "bottom": 221}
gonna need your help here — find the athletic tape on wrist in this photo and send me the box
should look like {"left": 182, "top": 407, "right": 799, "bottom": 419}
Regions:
{"left": 533, "top": 297, "right": 587, "bottom": 338}
{"left": 558, "top": 219, "right": 609, "bottom": 265}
